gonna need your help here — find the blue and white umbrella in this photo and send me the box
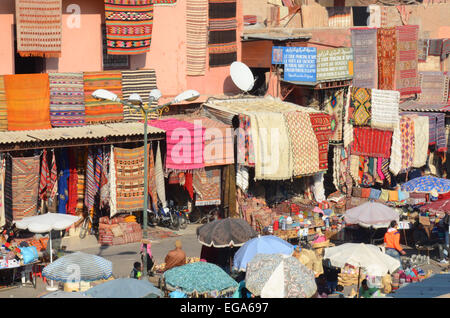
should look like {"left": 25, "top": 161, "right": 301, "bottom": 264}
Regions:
{"left": 42, "top": 252, "right": 113, "bottom": 282}
{"left": 84, "top": 278, "right": 162, "bottom": 298}
{"left": 401, "top": 176, "right": 450, "bottom": 194}
{"left": 233, "top": 235, "right": 294, "bottom": 272}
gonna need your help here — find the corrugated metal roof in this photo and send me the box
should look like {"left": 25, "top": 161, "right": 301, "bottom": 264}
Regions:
{"left": 0, "top": 122, "right": 165, "bottom": 145}
{"left": 399, "top": 100, "right": 450, "bottom": 113}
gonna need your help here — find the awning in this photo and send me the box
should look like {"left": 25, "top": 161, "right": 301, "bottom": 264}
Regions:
{"left": 399, "top": 100, "right": 450, "bottom": 113}
{"left": 0, "top": 122, "right": 165, "bottom": 152}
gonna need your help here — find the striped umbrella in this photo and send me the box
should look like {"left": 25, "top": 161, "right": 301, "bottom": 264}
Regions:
{"left": 42, "top": 252, "right": 113, "bottom": 282}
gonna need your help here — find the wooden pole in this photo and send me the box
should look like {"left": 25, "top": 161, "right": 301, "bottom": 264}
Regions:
{"left": 357, "top": 267, "right": 361, "bottom": 298}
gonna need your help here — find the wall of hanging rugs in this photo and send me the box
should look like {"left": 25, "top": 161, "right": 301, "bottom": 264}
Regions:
{"left": 0, "top": 70, "right": 158, "bottom": 132}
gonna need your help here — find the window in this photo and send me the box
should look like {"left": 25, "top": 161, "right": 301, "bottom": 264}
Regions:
{"left": 102, "top": 24, "right": 130, "bottom": 70}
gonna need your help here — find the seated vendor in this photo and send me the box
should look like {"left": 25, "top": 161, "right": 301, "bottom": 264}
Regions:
{"left": 359, "top": 279, "right": 381, "bottom": 298}
{"left": 412, "top": 222, "right": 446, "bottom": 262}
{"left": 164, "top": 240, "right": 186, "bottom": 272}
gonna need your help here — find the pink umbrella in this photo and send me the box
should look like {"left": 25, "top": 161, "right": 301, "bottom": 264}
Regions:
{"left": 419, "top": 199, "right": 450, "bottom": 215}
{"left": 344, "top": 202, "right": 399, "bottom": 229}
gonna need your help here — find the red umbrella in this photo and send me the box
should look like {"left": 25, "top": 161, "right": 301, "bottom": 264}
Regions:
{"left": 419, "top": 199, "right": 450, "bottom": 215}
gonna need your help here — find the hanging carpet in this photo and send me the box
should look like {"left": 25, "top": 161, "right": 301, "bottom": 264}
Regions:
{"left": 186, "top": 0, "right": 208, "bottom": 75}
{"left": 193, "top": 167, "right": 221, "bottom": 206}
{"left": 351, "top": 28, "right": 378, "bottom": 89}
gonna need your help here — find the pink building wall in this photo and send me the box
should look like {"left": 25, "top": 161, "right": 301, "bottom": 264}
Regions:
{"left": 0, "top": 0, "right": 243, "bottom": 104}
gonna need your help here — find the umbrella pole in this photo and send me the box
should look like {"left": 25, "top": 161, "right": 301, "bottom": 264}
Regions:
{"left": 46, "top": 230, "right": 58, "bottom": 292}
{"left": 356, "top": 267, "right": 361, "bottom": 298}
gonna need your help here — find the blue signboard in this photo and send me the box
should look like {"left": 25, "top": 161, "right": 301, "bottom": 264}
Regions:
{"left": 283, "top": 47, "right": 317, "bottom": 82}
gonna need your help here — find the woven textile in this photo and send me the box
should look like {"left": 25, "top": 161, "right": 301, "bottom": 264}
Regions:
{"left": 76, "top": 148, "right": 87, "bottom": 215}
{"left": 39, "top": 150, "right": 57, "bottom": 202}
{"left": 412, "top": 115, "right": 429, "bottom": 168}
{"left": 193, "top": 167, "right": 221, "bottom": 206}
{"left": 441, "top": 39, "right": 450, "bottom": 61}
{"left": 324, "top": 89, "right": 345, "bottom": 142}
{"left": 349, "top": 87, "right": 372, "bottom": 126}
{"left": 0, "top": 77, "right": 7, "bottom": 131}
{"left": 351, "top": 127, "right": 393, "bottom": 158}
{"left": 411, "top": 112, "right": 447, "bottom": 152}
{"left": 349, "top": 155, "right": 360, "bottom": 184}
{"left": 121, "top": 69, "right": 157, "bottom": 121}
{"left": 237, "top": 114, "right": 255, "bottom": 167}
{"left": 182, "top": 116, "right": 234, "bottom": 166}
{"left": 327, "top": 7, "right": 352, "bottom": 27}
{"left": 5, "top": 155, "right": 40, "bottom": 222}
{"left": 400, "top": 115, "right": 414, "bottom": 171}
{"left": 428, "top": 39, "right": 443, "bottom": 56}
{"left": 389, "top": 124, "right": 402, "bottom": 176}
{"left": 308, "top": 113, "right": 332, "bottom": 171}
{"left": 395, "top": 25, "right": 420, "bottom": 97}
{"left": 155, "top": 142, "right": 166, "bottom": 206}
{"left": 15, "top": 0, "right": 62, "bottom": 57}
{"left": 249, "top": 112, "right": 292, "bottom": 180}
{"left": 4, "top": 74, "right": 51, "bottom": 131}
{"left": 152, "top": 0, "right": 177, "bottom": 4}
{"left": 343, "top": 87, "right": 354, "bottom": 147}
{"left": 83, "top": 71, "right": 123, "bottom": 124}
{"left": 0, "top": 158, "right": 5, "bottom": 227}
{"left": 147, "top": 145, "right": 158, "bottom": 209}
{"left": 49, "top": 73, "right": 85, "bottom": 127}
{"left": 381, "top": 158, "right": 391, "bottom": 184}
{"left": 114, "top": 145, "right": 147, "bottom": 212}
{"left": 284, "top": 111, "right": 320, "bottom": 176}
{"left": 370, "top": 89, "right": 400, "bottom": 131}
{"left": 104, "top": 0, "right": 153, "bottom": 55}
{"left": 351, "top": 28, "right": 378, "bottom": 89}
{"left": 377, "top": 28, "right": 397, "bottom": 90}
{"left": 99, "top": 146, "right": 110, "bottom": 209}
{"left": 417, "top": 39, "right": 429, "bottom": 62}
{"left": 186, "top": 0, "right": 208, "bottom": 75}
{"left": 109, "top": 146, "right": 117, "bottom": 217}
{"left": 84, "top": 147, "right": 103, "bottom": 213}
{"left": 149, "top": 118, "right": 205, "bottom": 171}
{"left": 67, "top": 149, "right": 78, "bottom": 216}
{"left": 417, "top": 71, "right": 449, "bottom": 104}
{"left": 208, "top": 0, "right": 237, "bottom": 67}
{"left": 57, "top": 148, "right": 70, "bottom": 214}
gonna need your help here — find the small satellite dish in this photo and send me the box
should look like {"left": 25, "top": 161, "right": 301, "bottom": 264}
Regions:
{"left": 230, "top": 61, "right": 254, "bottom": 93}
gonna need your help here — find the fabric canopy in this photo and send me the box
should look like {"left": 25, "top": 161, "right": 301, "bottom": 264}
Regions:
{"left": 84, "top": 278, "right": 162, "bottom": 298}
{"left": 419, "top": 199, "right": 450, "bottom": 215}
{"left": 42, "top": 252, "right": 113, "bottom": 282}
{"left": 14, "top": 213, "right": 80, "bottom": 233}
{"left": 402, "top": 176, "right": 450, "bottom": 194}
{"left": 324, "top": 243, "right": 400, "bottom": 276}
{"left": 196, "top": 218, "right": 257, "bottom": 248}
{"left": 344, "top": 201, "right": 399, "bottom": 228}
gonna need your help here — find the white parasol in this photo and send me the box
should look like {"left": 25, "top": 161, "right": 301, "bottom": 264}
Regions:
{"left": 15, "top": 213, "right": 80, "bottom": 291}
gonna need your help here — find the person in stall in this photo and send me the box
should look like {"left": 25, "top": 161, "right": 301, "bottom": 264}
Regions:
{"left": 384, "top": 221, "right": 406, "bottom": 269}
{"left": 164, "top": 240, "right": 187, "bottom": 271}
{"left": 413, "top": 221, "right": 447, "bottom": 262}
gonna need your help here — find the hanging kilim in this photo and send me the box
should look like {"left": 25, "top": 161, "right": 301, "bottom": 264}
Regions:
{"left": 208, "top": 0, "right": 237, "bottom": 67}
{"left": 152, "top": 0, "right": 177, "bottom": 5}
{"left": 394, "top": 25, "right": 420, "bottom": 97}
{"left": 104, "top": 0, "right": 154, "bottom": 55}
{"left": 121, "top": 69, "right": 157, "bottom": 121}
{"left": 377, "top": 27, "right": 397, "bottom": 91}
{"left": 15, "top": 0, "right": 62, "bottom": 57}
{"left": 186, "top": 0, "right": 208, "bottom": 75}
{"left": 349, "top": 87, "right": 372, "bottom": 126}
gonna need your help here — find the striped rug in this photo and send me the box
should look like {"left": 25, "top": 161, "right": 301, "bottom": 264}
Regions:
{"left": 395, "top": 25, "right": 420, "bottom": 97}
{"left": 104, "top": 0, "right": 153, "bottom": 55}
{"left": 114, "top": 145, "right": 147, "bottom": 213}
{"left": 186, "top": 0, "right": 208, "bottom": 76}
{"left": 0, "top": 76, "right": 6, "bottom": 131}
{"left": 83, "top": 71, "right": 123, "bottom": 124}
{"left": 377, "top": 27, "right": 397, "bottom": 91}
{"left": 121, "top": 69, "right": 157, "bottom": 121}
{"left": 49, "top": 72, "right": 85, "bottom": 127}
{"left": 417, "top": 71, "right": 449, "bottom": 104}
{"left": 208, "top": 0, "right": 237, "bottom": 67}
{"left": 5, "top": 155, "right": 40, "bottom": 222}
{"left": 15, "top": 0, "right": 62, "bottom": 57}
{"left": 351, "top": 28, "right": 378, "bottom": 89}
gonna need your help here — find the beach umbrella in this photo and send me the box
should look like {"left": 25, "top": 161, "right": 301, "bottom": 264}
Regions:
{"left": 401, "top": 176, "right": 450, "bottom": 194}
{"left": 324, "top": 243, "right": 401, "bottom": 297}
{"left": 233, "top": 235, "right": 294, "bottom": 272}
{"left": 196, "top": 218, "right": 257, "bottom": 247}
{"left": 245, "top": 254, "right": 317, "bottom": 298}
{"left": 40, "top": 291, "right": 92, "bottom": 298}
{"left": 14, "top": 213, "right": 80, "bottom": 291}
{"left": 392, "top": 274, "right": 450, "bottom": 298}
{"left": 344, "top": 202, "right": 399, "bottom": 229}
{"left": 163, "top": 261, "right": 238, "bottom": 296}
{"left": 84, "top": 278, "right": 162, "bottom": 298}
{"left": 42, "top": 251, "right": 113, "bottom": 283}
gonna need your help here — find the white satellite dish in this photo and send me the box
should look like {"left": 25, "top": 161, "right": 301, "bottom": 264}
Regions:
{"left": 230, "top": 61, "right": 254, "bottom": 93}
